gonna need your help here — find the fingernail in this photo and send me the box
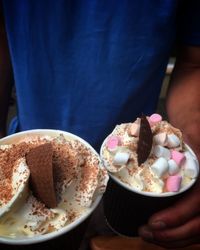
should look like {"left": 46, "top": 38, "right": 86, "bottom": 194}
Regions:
{"left": 140, "top": 228, "right": 154, "bottom": 240}
{"left": 151, "top": 220, "right": 166, "bottom": 229}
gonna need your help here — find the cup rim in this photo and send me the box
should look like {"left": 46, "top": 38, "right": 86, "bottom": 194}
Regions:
{"left": 0, "top": 129, "right": 104, "bottom": 245}
{"left": 100, "top": 137, "right": 199, "bottom": 198}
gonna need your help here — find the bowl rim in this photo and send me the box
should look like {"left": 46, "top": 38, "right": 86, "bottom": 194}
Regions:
{"left": 0, "top": 129, "right": 104, "bottom": 245}
{"left": 100, "top": 137, "right": 199, "bottom": 198}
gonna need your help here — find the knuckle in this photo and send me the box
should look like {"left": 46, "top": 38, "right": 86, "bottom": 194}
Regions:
{"left": 154, "top": 230, "right": 172, "bottom": 242}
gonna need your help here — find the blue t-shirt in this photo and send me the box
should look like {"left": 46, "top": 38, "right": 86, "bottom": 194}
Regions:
{"left": 2, "top": 0, "right": 200, "bottom": 150}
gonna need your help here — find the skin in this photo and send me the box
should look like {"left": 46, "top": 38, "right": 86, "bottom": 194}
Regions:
{"left": 1, "top": 3, "right": 200, "bottom": 248}
{"left": 139, "top": 46, "right": 200, "bottom": 248}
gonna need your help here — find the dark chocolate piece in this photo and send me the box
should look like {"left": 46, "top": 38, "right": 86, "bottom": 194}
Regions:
{"left": 26, "top": 143, "right": 57, "bottom": 208}
{"left": 137, "top": 115, "right": 153, "bottom": 165}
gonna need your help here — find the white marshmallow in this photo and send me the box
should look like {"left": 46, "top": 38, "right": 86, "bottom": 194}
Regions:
{"left": 151, "top": 157, "right": 169, "bottom": 177}
{"left": 154, "top": 145, "right": 171, "bottom": 160}
{"left": 168, "top": 159, "right": 179, "bottom": 175}
{"left": 153, "top": 133, "right": 167, "bottom": 146}
{"left": 183, "top": 157, "right": 199, "bottom": 178}
{"left": 113, "top": 152, "right": 130, "bottom": 166}
{"left": 133, "top": 174, "right": 144, "bottom": 191}
{"left": 167, "top": 134, "right": 180, "bottom": 148}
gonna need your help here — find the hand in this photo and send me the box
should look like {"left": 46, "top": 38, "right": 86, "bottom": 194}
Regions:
{"left": 155, "top": 43, "right": 200, "bottom": 248}
{"left": 139, "top": 134, "right": 200, "bottom": 248}
{"left": 139, "top": 176, "right": 200, "bottom": 248}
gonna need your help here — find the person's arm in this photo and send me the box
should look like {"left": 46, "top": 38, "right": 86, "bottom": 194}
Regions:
{"left": 139, "top": 46, "right": 200, "bottom": 248}
{"left": 167, "top": 46, "right": 200, "bottom": 158}
{"left": 0, "top": 4, "right": 13, "bottom": 138}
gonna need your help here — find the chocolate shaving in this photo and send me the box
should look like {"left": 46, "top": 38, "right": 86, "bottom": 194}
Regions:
{"left": 137, "top": 115, "right": 153, "bottom": 165}
{"left": 26, "top": 143, "right": 57, "bottom": 208}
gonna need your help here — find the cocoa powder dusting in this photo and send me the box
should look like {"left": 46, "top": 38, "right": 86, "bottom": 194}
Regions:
{"left": 0, "top": 140, "right": 46, "bottom": 203}
{"left": 51, "top": 140, "right": 80, "bottom": 195}
{"left": 0, "top": 143, "right": 28, "bottom": 202}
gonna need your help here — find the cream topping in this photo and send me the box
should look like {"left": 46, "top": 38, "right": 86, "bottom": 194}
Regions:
{"left": 0, "top": 145, "right": 30, "bottom": 217}
{"left": 101, "top": 117, "right": 199, "bottom": 194}
{"left": 0, "top": 134, "right": 108, "bottom": 237}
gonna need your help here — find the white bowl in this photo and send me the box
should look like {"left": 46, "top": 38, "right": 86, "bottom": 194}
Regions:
{"left": 0, "top": 129, "right": 105, "bottom": 245}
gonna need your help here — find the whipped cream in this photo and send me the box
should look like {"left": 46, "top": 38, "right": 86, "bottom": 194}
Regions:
{"left": 0, "top": 134, "right": 108, "bottom": 238}
{"left": 0, "top": 145, "right": 30, "bottom": 217}
{"left": 101, "top": 115, "right": 199, "bottom": 194}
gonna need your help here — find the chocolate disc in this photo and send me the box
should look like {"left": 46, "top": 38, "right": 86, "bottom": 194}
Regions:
{"left": 26, "top": 143, "right": 57, "bottom": 208}
{"left": 137, "top": 115, "right": 153, "bottom": 165}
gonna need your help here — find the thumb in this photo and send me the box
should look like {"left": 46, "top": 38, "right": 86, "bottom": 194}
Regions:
{"left": 148, "top": 181, "right": 200, "bottom": 230}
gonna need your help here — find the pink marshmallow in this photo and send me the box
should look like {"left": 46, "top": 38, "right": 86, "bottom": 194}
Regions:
{"left": 148, "top": 113, "right": 162, "bottom": 126}
{"left": 106, "top": 136, "right": 121, "bottom": 151}
{"left": 171, "top": 150, "right": 186, "bottom": 166}
{"left": 166, "top": 175, "right": 182, "bottom": 192}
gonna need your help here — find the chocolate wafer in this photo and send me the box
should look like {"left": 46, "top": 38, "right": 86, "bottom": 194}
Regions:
{"left": 137, "top": 115, "right": 153, "bottom": 165}
{"left": 26, "top": 143, "right": 57, "bottom": 208}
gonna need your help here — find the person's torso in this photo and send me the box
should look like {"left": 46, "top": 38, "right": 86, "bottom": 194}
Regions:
{"left": 2, "top": 0, "right": 178, "bottom": 149}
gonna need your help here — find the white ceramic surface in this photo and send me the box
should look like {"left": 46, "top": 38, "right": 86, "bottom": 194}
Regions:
{"left": 0, "top": 129, "right": 106, "bottom": 245}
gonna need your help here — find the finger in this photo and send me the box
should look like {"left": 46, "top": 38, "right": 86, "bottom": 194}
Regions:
{"left": 139, "top": 225, "right": 200, "bottom": 249}
{"left": 152, "top": 216, "right": 200, "bottom": 242}
{"left": 149, "top": 182, "right": 200, "bottom": 229}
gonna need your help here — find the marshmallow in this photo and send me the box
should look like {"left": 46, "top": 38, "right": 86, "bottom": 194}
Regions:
{"left": 154, "top": 145, "right": 171, "bottom": 160}
{"left": 106, "top": 136, "right": 121, "bottom": 152}
{"left": 148, "top": 113, "right": 162, "bottom": 126}
{"left": 183, "top": 155, "right": 199, "bottom": 178}
{"left": 151, "top": 157, "right": 168, "bottom": 177}
{"left": 166, "top": 175, "right": 182, "bottom": 192}
{"left": 171, "top": 150, "right": 186, "bottom": 166}
{"left": 168, "top": 159, "right": 179, "bottom": 175}
{"left": 113, "top": 152, "right": 130, "bottom": 166}
{"left": 153, "top": 133, "right": 167, "bottom": 146}
{"left": 129, "top": 123, "right": 140, "bottom": 137}
{"left": 167, "top": 134, "right": 180, "bottom": 148}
